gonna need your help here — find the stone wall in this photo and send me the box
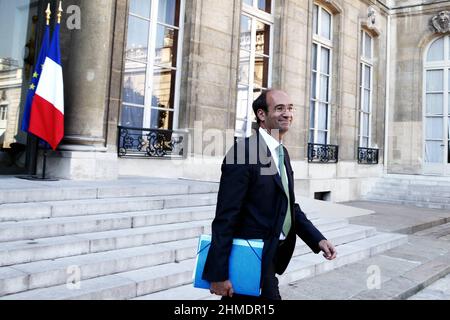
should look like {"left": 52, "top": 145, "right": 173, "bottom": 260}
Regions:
{"left": 388, "top": 1, "right": 450, "bottom": 174}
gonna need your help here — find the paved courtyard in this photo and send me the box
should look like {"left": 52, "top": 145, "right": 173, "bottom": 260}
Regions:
{"left": 281, "top": 201, "right": 450, "bottom": 300}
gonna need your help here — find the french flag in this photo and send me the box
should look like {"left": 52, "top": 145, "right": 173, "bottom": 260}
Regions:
{"left": 29, "top": 24, "right": 64, "bottom": 151}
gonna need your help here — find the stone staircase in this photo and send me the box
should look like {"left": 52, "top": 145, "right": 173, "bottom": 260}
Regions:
{"left": 0, "top": 177, "right": 407, "bottom": 300}
{"left": 363, "top": 174, "right": 450, "bottom": 210}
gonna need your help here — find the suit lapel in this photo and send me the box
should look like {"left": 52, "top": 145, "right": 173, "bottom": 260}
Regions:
{"left": 283, "top": 147, "right": 295, "bottom": 197}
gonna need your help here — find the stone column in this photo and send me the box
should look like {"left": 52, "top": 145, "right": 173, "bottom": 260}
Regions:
{"left": 38, "top": 0, "right": 118, "bottom": 180}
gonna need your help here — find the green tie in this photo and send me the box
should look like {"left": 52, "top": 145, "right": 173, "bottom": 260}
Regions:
{"left": 278, "top": 145, "right": 292, "bottom": 237}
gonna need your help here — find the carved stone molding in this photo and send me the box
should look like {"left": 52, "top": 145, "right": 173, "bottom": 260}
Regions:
{"left": 431, "top": 11, "right": 450, "bottom": 34}
{"left": 367, "top": 6, "right": 376, "bottom": 28}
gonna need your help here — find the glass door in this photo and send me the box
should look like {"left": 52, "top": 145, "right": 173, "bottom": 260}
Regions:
{"left": 0, "top": 0, "right": 46, "bottom": 175}
{"left": 423, "top": 36, "right": 450, "bottom": 175}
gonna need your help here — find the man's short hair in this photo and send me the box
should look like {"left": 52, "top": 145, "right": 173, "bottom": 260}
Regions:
{"left": 252, "top": 89, "right": 272, "bottom": 124}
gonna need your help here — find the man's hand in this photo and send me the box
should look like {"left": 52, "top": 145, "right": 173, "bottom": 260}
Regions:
{"left": 210, "top": 280, "right": 234, "bottom": 297}
{"left": 318, "top": 239, "right": 337, "bottom": 260}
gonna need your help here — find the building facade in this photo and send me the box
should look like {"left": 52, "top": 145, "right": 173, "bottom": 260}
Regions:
{"left": 0, "top": 0, "right": 449, "bottom": 201}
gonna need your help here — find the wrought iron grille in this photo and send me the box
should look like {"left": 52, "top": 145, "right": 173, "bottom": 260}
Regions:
{"left": 118, "top": 126, "right": 187, "bottom": 159}
{"left": 307, "top": 143, "right": 339, "bottom": 163}
{"left": 358, "top": 147, "right": 379, "bottom": 164}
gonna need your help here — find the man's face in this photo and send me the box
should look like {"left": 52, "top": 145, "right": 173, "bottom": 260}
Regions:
{"left": 258, "top": 90, "right": 294, "bottom": 134}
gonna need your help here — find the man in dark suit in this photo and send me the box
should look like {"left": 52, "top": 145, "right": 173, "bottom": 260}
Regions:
{"left": 202, "top": 89, "right": 337, "bottom": 300}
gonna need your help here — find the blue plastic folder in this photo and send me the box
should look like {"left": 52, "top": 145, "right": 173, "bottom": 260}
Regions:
{"left": 193, "top": 234, "right": 264, "bottom": 297}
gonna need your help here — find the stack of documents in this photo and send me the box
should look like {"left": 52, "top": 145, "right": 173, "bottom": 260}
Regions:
{"left": 193, "top": 234, "right": 264, "bottom": 297}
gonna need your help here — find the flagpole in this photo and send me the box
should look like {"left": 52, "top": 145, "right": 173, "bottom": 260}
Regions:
{"left": 18, "top": 2, "right": 60, "bottom": 182}
{"left": 39, "top": 4, "right": 52, "bottom": 180}
{"left": 46, "top": 3, "right": 51, "bottom": 25}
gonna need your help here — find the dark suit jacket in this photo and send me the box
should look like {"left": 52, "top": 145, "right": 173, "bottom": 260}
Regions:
{"left": 202, "top": 132, "right": 326, "bottom": 285}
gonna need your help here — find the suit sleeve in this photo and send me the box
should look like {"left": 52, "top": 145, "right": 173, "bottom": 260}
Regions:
{"left": 202, "top": 154, "right": 251, "bottom": 282}
{"left": 294, "top": 203, "right": 326, "bottom": 254}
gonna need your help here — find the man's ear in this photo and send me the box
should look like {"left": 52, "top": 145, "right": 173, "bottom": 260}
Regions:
{"left": 257, "top": 109, "right": 266, "bottom": 123}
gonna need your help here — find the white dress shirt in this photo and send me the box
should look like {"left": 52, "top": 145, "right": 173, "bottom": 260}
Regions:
{"left": 258, "top": 128, "right": 289, "bottom": 240}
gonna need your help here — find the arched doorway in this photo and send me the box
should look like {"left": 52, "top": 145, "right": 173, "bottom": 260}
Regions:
{"left": 423, "top": 35, "right": 450, "bottom": 175}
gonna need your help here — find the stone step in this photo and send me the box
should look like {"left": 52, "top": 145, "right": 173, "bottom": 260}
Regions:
{"left": 368, "top": 192, "right": 450, "bottom": 204}
{"left": 0, "top": 259, "right": 196, "bottom": 300}
{"left": 0, "top": 180, "right": 220, "bottom": 205}
{"left": 363, "top": 196, "right": 450, "bottom": 210}
{"left": 134, "top": 225, "right": 377, "bottom": 300}
{"left": 131, "top": 232, "right": 408, "bottom": 301}
{"left": 379, "top": 177, "right": 450, "bottom": 186}
{"left": 0, "top": 206, "right": 217, "bottom": 243}
{"left": 0, "top": 224, "right": 372, "bottom": 296}
{"left": 372, "top": 183, "right": 450, "bottom": 194}
{"left": 0, "top": 193, "right": 218, "bottom": 222}
{"left": 0, "top": 226, "right": 384, "bottom": 299}
{"left": 0, "top": 217, "right": 347, "bottom": 267}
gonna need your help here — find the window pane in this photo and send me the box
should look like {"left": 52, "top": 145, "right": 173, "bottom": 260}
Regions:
{"left": 309, "top": 130, "right": 315, "bottom": 143}
{"left": 158, "top": 0, "right": 179, "bottom": 26}
{"left": 240, "top": 15, "right": 252, "bottom": 51}
{"left": 320, "top": 75, "right": 329, "bottom": 102}
{"left": 150, "top": 109, "right": 174, "bottom": 130}
{"left": 121, "top": 105, "right": 144, "bottom": 128}
{"left": 364, "top": 33, "right": 372, "bottom": 60}
{"left": 254, "top": 55, "right": 269, "bottom": 88}
{"left": 312, "top": 43, "right": 318, "bottom": 71}
{"left": 318, "top": 131, "right": 327, "bottom": 144}
{"left": 243, "top": 0, "right": 253, "bottom": 6}
{"left": 360, "top": 63, "right": 363, "bottom": 87}
{"left": 129, "top": 0, "right": 151, "bottom": 18}
{"left": 363, "top": 89, "right": 370, "bottom": 112}
{"left": 318, "top": 103, "right": 328, "bottom": 130}
{"left": 313, "top": 5, "right": 318, "bottom": 35}
{"left": 425, "top": 141, "right": 443, "bottom": 163}
{"left": 310, "top": 101, "right": 315, "bottom": 129}
{"left": 363, "top": 113, "right": 370, "bottom": 136}
{"left": 238, "top": 50, "right": 250, "bottom": 85}
{"left": 364, "top": 65, "right": 371, "bottom": 89}
{"left": 255, "top": 21, "right": 270, "bottom": 56}
{"left": 0, "top": 105, "right": 8, "bottom": 121}
{"left": 427, "top": 37, "right": 445, "bottom": 62}
{"left": 258, "top": 0, "right": 271, "bottom": 13}
{"left": 362, "top": 137, "right": 369, "bottom": 148}
{"left": 311, "top": 71, "right": 317, "bottom": 99}
{"left": 152, "top": 68, "right": 176, "bottom": 109}
{"left": 321, "top": 47, "right": 330, "bottom": 74}
{"left": 155, "top": 25, "right": 178, "bottom": 68}
{"left": 320, "top": 8, "right": 331, "bottom": 40}
{"left": 237, "top": 86, "right": 249, "bottom": 119}
{"left": 426, "top": 117, "right": 443, "bottom": 140}
{"left": 126, "top": 16, "right": 150, "bottom": 62}
{"left": 123, "top": 60, "right": 146, "bottom": 105}
{"left": 426, "top": 70, "right": 444, "bottom": 92}
{"left": 426, "top": 93, "right": 443, "bottom": 115}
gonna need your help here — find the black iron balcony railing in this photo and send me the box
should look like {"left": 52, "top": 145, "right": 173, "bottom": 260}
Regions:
{"left": 358, "top": 147, "right": 379, "bottom": 164}
{"left": 307, "top": 143, "right": 339, "bottom": 163}
{"left": 118, "top": 126, "right": 188, "bottom": 159}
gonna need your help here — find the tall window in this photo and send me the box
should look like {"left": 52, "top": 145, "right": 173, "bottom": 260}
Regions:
{"left": 236, "top": 0, "right": 273, "bottom": 138}
{"left": 121, "top": 0, "right": 184, "bottom": 130}
{"left": 310, "top": 4, "right": 332, "bottom": 144}
{"left": 359, "top": 31, "right": 373, "bottom": 148}
{"left": 0, "top": 105, "right": 7, "bottom": 121}
{"left": 424, "top": 36, "right": 450, "bottom": 164}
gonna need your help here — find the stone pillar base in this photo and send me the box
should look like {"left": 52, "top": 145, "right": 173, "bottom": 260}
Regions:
{"left": 36, "top": 150, "right": 118, "bottom": 180}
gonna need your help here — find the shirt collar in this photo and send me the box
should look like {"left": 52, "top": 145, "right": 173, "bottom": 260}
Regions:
{"left": 259, "top": 127, "right": 282, "bottom": 156}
